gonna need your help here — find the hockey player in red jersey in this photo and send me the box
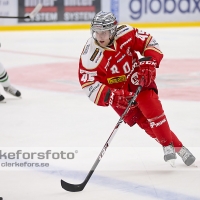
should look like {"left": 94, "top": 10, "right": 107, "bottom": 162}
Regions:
{"left": 78, "top": 11, "right": 195, "bottom": 166}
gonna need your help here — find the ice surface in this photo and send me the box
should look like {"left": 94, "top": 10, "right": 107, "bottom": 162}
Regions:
{"left": 0, "top": 27, "right": 200, "bottom": 200}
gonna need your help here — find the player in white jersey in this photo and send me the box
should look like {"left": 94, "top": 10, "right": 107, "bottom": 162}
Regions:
{"left": 0, "top": 62, "right": 21, "bottom": 102}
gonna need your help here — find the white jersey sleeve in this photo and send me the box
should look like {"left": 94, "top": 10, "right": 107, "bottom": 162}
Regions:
{"left": 79, "top": 38, "right": 109, "bottom": 106}
{"left": 81, "top": 37, "right": 104, "bottom": 70}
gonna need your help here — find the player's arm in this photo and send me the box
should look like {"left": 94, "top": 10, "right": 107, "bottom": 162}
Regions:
{"left": 79, "top": 42, "right": 110, "bottom": 107}
{"left": 79, "top": 38, "right": 134, "bottom": 108}
{"left": 129, "top": 28, "right": 164, "bottom": 87}
{"left": 116, "top": 25, "right": 163, "bottom": 66}
{"left": 132, "top": 28, "right": 163, "bottom": 67}
{"left": 79, "top": 68, "right": 110, "bottom": 106}
{"left": 79, "top": 59, "right": 133, "bottom": 108}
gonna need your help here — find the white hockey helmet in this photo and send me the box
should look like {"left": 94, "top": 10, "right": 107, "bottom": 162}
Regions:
{"left": 91, "top": 11, "right": 118, "bottom": 40}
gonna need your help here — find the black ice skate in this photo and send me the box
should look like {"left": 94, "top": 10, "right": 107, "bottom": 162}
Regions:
{"left": 0, "top": 94, "right": 5, "bottom": 102}
{"left": 4, "top": 85, "right": 21, "bottom": 97}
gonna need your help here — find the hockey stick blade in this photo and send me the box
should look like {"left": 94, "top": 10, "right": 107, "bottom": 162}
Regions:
{"left": 28, "top": 3, "right": 43, "bottom": 19}
{"left": 60, "top": 82, "right": 144, "bottom": 192}
{"left": 0, "top": 3, "right": 42, "bottom": 19}
{"left": 61, "top": 179, "right": 85, "bottom": 192}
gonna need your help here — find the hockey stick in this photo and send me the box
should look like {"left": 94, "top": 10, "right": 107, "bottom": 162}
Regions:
{"left": 0, "top": 3, "right": 42, "bottom": 19}
{"left": 61, "top": 79, "right": 144, "bottom": 192}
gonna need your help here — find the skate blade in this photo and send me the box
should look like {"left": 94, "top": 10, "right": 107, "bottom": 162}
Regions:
{"left": 0, "top": 100, "right": 6, "bottom": 103}
{"left": 190, "top": 162, "right": 198, "bottom": 168}
{"left": 167, "top": 159, "right": 176, "bottom": 167}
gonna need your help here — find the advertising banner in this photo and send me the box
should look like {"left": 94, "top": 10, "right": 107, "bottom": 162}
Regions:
{"left": 102, "top": 0, "right": 200, "bottom": 23}
{"left": 18, "top": 0, "right": 101, "bottom": 23}
{"left": 110, "top": 0, "right": 119, "bottom": 22}
{"left": 0, "top": 0, "right": 17, "bottom": 25}
{"left": 1, "top": 0, "right": 199, "bottom": 27}
{"left": 63, "top": 0, "right": 101, "bottom": 21}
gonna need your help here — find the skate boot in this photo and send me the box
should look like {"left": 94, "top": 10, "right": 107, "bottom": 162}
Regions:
{"left": 163, "top": 143, "right": 177, "bottom": 167}
{"left": 0, "top": 94, "right": 5, "bottom": 102}
{"left": 4, "top": 85, "right": 21, "bottom": 97}
{"left": 177, "top": 146, "right": 196, "bottom": 166}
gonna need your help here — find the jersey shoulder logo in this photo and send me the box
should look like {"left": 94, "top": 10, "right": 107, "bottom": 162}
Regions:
{"left": 82, "top": 44, "right": 90, "bottom": 55}
{"left": 117, "top": 25, "right": 127, "bottom": 31}
{"left": 90, "top": 48, "right": 100, "bottom": 61}
{"left": 116, "top": 24, "right": 132, "bottom": 38}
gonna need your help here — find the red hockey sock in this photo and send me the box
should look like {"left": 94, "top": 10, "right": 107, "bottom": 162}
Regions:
{"left": 136, "top": 90, "right": 172, "bottom": 146}
{"left": 170, "top": 131, "right": 183, "bottom": 151}
{"left": 136, "top": 107, "right": 172, "bottom": 146}
{"left": 148, "top": 113, "right": 172, "bottom": 146}
{"left": 137, "top": 114, "right": 183, "bottom": 149}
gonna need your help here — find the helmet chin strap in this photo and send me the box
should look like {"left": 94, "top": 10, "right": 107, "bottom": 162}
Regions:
{"left": 107, "top": 30, "right": 117, "bottom": 46}
{"left": 107, "top": 37, "right": 115, "bottom": 46}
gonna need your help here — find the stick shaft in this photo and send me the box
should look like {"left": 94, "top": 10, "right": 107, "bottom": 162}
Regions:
{"left": 0, "top": 3, "right": 42, "bottom": 19}
{"left": 83, "top": 84, "right": 143, "bottom": 184}
{"left": 0, "top": 16, "right": 29, "bottom": 19}
{"left": 61, "top": 83, "right": 143, "bottom": 192}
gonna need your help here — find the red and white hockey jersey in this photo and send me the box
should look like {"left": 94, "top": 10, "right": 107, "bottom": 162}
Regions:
{"left": 79, "top": 24, "right": 163, "bottom": 107}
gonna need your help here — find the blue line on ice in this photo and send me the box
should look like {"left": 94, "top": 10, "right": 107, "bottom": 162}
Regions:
{"left": 44, "top": 168, "right": 200, "bottom": 200}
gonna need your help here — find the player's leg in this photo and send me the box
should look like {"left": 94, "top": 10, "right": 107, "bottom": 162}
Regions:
{"left": 137, "top": 115, "right": 195, "bottom": 165}
{"left": 135, "top": 111, "right": 176, "bottom": 164}
{"left": 0, "top": 62, "right": 21, "bottom": 98}
{"left": 111, "top": 94, "right": 195, "bottom": 166}
{"left": 170, "top": 130, "right": 195, "bottom": 166}
{"left": 0, "top": 63, "right": 6, "bottom": 101}
{"left": 114, "top": 102, "right": 177, "bottom": 164}
{"left": 136, "top": 90, "right": 172, "bottom": 146}
{"left": 136, "top": 89, "right": 195, "bottom": 165}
